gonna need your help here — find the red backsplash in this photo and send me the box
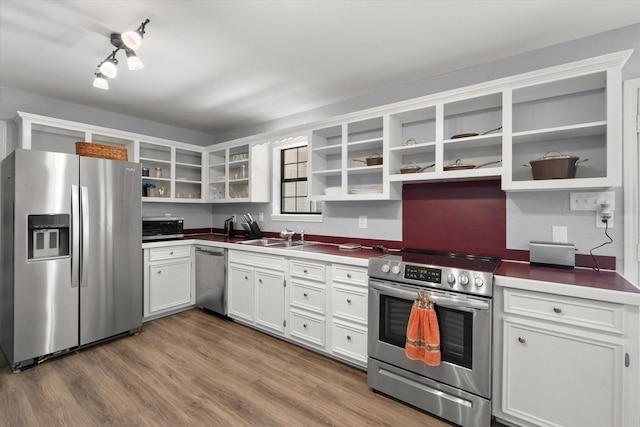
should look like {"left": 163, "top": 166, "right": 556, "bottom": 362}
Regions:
{"left": 402, "top": 180, "right": 509, "bottom": 257}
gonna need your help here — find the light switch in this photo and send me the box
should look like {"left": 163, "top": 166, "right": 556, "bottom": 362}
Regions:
{"left": 358, "top": 215, "right": 367, "bottom": 229}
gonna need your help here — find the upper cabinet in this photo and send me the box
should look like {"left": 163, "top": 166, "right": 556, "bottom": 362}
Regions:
{"left": 206, "top": 141, "right": 270, "bottom": 203}
{"left": 139, "top": 141, "right": 204, "bottom": 202}
{"left": 308, "top": 50, "right": 631, "bottom": 199}
{"left": 310, "top": 116, "right": 400, "bottom": 201}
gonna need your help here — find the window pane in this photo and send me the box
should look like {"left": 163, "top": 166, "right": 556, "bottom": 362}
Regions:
{"left": 283, "top": 164, "right": 298, "bottom": 179}
{"left": 283, "top": 148, "right": 297, "bottom": 164}
{"left": 296, "top": 181, "right": 307, "bottom": 197}
{"left": 298, "top": 146, "right": 308, "bottom": 162}
{"left": 297, "top": 162, "right": 307, "bottom": 178}
{"left": 283, "top": 182, "right": 296, "bottom": 197}
{"left": 297, "top": 198, "right": 310, "bottom": 213}
{"left": 283, "top": 198, "right": 296, "bottom": 213}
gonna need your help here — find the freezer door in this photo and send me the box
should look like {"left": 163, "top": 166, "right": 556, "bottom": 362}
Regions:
{"left": 79, "top": 157, "right": 142, "bottom": 346}
{"left": 11, "top": 150, "right": 79, "bottom": 363}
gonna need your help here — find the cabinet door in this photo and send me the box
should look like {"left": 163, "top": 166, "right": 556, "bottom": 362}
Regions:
{"left": 228, "top": 264, "right": 254, "bottom": 322}
{"left": 148, "top": 260, "right": 192, "bottom": 314}
{"left": 502, "top": 319, "right": 625, "bottom": 427}
{"left": 255, "top": 269, "right": 285, "bottom": 334}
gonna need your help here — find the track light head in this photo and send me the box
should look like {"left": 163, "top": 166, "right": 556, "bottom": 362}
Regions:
{"left": 122, "top": 18, "right": 149, "bottom": 50}
{"left": 93, "top": 72, "right": 109, "bottom": 90}
{"left": 125, "top": 49, "right": 144, "bottom": 70}
{"left": 99, "top": 54, "right": 118, "bottom": 78}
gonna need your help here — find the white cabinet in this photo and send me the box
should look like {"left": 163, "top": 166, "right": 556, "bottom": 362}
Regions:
{"left": 329, "top": 264, "right": 368, "bottom": 367}
{"left": 143, "top": 245, "right": 195, "bottom": 320}
{"left": 493, "top": 286, "right": 639, "bottom": 427}
{"left": 307, "top": 50, "right": 630, "bottom": 197}
{"left": 207, "top": 142, "right": 270, "bottom": 202}
{"left": 309, "top": 116, "right": 400, "bottom": 201}
{"left": 139, "top": 141, "right": 204, "bottom": 202}
{"left": 227, "top": 250, "right": 286, "bottom": 335}
{"left": 289, "top": 259, "right": 327, "bottom": 348}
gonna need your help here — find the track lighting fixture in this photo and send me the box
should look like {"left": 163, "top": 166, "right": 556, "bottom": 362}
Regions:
{"left": 92, "top": 19, "right": 150, "bottom": 90}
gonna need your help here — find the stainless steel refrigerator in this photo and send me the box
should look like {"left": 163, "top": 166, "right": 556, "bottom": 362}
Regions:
{"left": 1, "top": 149, "right": 142, "bottom": 371}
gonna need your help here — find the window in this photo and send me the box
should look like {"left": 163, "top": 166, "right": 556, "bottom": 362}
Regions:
{"left": 281, "top": 145, "right": 316, "bottom": 214}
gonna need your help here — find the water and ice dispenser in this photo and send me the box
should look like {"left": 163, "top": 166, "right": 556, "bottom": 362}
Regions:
{"left": 27, "top": 214, "right": 70, "bottom": 260}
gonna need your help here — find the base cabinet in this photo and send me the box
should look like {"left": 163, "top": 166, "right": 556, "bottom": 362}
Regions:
{"left": 143, "top": 245, "right": 195, "bottom": 320}
{"left": 227, "top": 250, "right": 286, "bottom": 336}
{"left": 493, "top": 285, "right": 639, "bottom": 427}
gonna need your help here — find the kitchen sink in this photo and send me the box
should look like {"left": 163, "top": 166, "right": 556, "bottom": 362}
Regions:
{"left": 239, "top": 238, "right": 311, "bottom": 248}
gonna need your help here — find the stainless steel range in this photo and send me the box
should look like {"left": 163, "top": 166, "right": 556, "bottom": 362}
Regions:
{"left": 367, "top": 249, "right": 501, "bottom": 427}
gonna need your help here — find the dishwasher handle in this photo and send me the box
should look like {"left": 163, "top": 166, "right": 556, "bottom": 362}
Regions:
{"left": 195, "top": 247, "right": 225, "bottom": 256}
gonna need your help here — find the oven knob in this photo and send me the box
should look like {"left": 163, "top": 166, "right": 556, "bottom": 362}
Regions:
{"left": 381, "top": 264, "right": 390, "bottom": 273}
{"left": 474, "top": 277, "right": 484, "bottom": 287}
{"left": 447, "top": 273, "right": 456, "bottom": 285}
{"left": 459, "top": 274, "right": 469, "bottom": 286}
{"left": 391, "top": 265, "right": 401, "bottom": 275}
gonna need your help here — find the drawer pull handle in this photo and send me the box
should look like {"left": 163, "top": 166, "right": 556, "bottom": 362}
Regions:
{"left": 518, "top": 337, "right": 526, "bottom": 344}
{"left": 347, "top": 299, "right": 352, "bottom": 304}
{"left": 347, "top": 335, "right": 352, "bottom": 341}
{"left": 258, "top": 279, "right": 263, "bottom": 284}
{"left": 303, "top": 323, "right": 308, "bottom": 329}
{"left": 169, "top": 251, "right": 174, "bottom": 255}
{"left": 244, "top": 276, "right": 248, "bottom": 280}
{"left": 303, "top": 293, "right": 308, "bottom": 297}
{"left": 347, "top": 273, "right": 352, "bottom": 279}
{"left": 157, "top": 270, "right": 162, "bottom": 274}
{"left": 303, "top": 269, "right": 308, "bottom": 273}
{"left": 553, "top": 307, "right": 562, "bottom": 314}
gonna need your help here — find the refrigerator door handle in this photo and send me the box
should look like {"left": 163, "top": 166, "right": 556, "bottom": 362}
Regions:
{"left": 71, "top": 185, "right": 80, "bottom": 288}
{"left": 80, "top": 186, "right": 90, "bottom": 288}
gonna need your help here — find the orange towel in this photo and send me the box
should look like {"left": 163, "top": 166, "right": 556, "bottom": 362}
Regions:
{"left": 405, "top": 294, "right": 441, "bottom": 366}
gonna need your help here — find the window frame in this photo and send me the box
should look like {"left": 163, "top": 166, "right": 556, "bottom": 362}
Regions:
{"left": 270, "top": 136, "right": 323, "bottom": 223}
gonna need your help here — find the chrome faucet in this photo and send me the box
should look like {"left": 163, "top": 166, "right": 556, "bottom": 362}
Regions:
{"left": 280, "top": 228, "right": 295, "bottom": 242}
{"left": 300, "top": 230, "right": 305, "bottom": 243}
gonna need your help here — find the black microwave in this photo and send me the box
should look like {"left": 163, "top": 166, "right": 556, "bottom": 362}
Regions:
{"left": 142, "top": 217, "right": 184, "bottom": 241}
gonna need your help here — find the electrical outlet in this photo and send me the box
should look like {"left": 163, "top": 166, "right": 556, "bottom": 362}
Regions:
{"left": 232, "top": 214, "right": 237, "bottom": 222}
{"left": 259, "top": 212, "right": 264, "bottom": 221}
{"left": 596, "top": 212, "right": 614, "bottom": 229}
{"left": 552, "top": 226, "right": 568, "bottom": 243}
{"left": 358, "top": 215, "right": 367, "bottom": 229}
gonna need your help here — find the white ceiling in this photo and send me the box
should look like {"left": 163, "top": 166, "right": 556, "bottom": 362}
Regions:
{"left": 1, "top": 1, "right": 639, "bottom": 136}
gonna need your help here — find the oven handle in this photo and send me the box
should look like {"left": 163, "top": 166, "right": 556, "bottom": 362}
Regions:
{"left": 370, "top": 280, "right": 490, "bottom": 311}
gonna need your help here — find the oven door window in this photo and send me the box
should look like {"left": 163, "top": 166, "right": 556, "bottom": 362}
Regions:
{"left": 379, "top": 295, "right": 473, "bottom": 369}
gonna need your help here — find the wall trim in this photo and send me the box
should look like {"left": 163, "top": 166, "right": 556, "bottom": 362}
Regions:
{"left": 623, "top": 78, "right": 640, "bottom": 287}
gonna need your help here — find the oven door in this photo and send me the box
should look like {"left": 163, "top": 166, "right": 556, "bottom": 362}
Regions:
{"left": 368, "top": 278, "right": 491, "bottom": 398}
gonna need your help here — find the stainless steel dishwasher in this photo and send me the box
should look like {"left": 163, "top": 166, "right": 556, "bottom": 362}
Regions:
{"left": 195, "top": 246, "right": 227, "bottom": 316}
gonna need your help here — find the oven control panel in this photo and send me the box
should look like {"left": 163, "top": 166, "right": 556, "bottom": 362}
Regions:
{"left": 404, "top": 265, "right": 441, "bottom": 284}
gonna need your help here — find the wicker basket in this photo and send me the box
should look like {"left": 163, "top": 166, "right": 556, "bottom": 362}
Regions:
{"left": 76, "top": 142, "right": 128, "bottom": 161}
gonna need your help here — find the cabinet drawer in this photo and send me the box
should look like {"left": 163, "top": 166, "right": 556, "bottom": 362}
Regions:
{"left": 332, "top": 264, "right": 367, "bottom": 286}
{"left": 290, "top": 259, "right": 326, "bottom": 282}
{"left": 290, "top": 310, "right": 325, "bottom": 347}
{"left": 504, "top": 289, "right": 624, "bottom": 334}
{"left": 290, "top": 281, "right": 325, "bottom": 314}
{"left": 229, "top": 250, "right": 285, "bottom": 270}
{"left": 149, "top": 245, "right": 191, "bottom": 261}
{"left": 332, "top": 320, "right": 367, "bottom": 364}
{"left": 333, "top": 284, "right": 367, "bottom": 324}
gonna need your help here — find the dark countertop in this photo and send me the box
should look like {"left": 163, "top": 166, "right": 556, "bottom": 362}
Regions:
{"left": 145, "top": 233, "right": 640, "bottom": 296}
{"left": 496, "top": 261, "right": 639, "bottom": 295}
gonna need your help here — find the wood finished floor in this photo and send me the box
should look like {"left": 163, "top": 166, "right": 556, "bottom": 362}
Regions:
{"left": 0, "top": 309, "right": 459, "bottom": 426}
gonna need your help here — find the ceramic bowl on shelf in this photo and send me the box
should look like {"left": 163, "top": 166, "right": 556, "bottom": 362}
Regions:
{"left": 324, "top": 186, "right": 341, "bottom": 196}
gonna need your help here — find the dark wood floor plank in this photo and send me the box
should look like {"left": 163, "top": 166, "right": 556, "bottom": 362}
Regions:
{"left": 0, "top": 309, "right": 456, "bottom": 426}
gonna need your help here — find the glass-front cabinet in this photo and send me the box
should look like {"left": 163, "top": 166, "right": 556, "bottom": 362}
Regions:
{"left": 206, "top": 141, "right": 269, "bottom": 203}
